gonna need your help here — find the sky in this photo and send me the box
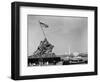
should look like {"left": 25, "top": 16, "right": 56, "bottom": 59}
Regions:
{"left": 27, "top": 15, "right": 88, "bottom": 56}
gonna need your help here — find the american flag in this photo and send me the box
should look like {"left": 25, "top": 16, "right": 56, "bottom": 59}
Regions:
{"left": 39, "top": 21, "right": 49, "bottom": 28}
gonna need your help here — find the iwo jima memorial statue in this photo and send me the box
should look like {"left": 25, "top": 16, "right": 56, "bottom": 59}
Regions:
{"left": 28, "top": 21, "right": 61, "bottom": 66}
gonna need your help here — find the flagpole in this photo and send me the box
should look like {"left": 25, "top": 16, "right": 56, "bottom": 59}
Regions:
{"left": 39, "top": 20, "right": 46, "bottom": 39}
{"left": 38, "top": 20, "right": 46, "bottom": 66}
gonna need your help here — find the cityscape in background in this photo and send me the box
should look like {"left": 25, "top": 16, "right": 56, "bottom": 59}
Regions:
{"left": 28, "top": 38, "right": 88, "bottom": 66}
